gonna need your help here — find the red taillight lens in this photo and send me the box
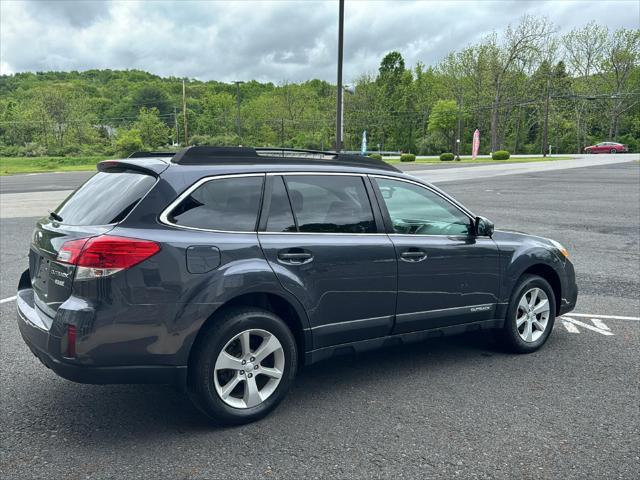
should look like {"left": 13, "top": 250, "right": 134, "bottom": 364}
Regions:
{"left": 75, "top": 235, "right": 160, "bottom": 269}
{"left": 66, "top": 324, "right": 77, "bottom": 358}
{"left": 57, "top": 238, "right": 90, "bottom": 264}
{"left": 57, "top": 235, "right": 160, "bottom": 271}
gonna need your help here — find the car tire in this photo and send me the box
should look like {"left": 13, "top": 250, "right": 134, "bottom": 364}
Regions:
{"left": 610, "top": 149, "right": 617, "bottom": 154}
{"left": 495, "top": 274, "right": 556, "bottom": 354}
{"left": 188, "top": 307, "right": 298, "bottom": 425}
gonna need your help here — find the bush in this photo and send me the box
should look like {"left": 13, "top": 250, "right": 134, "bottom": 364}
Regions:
{"left": 368, "top": 153, "right": 382, "bottom": 160}
{"left": 492, "top": 150, "right": 510, "bottom": 160}
{"left": 400, "top": 153, "right": 416, "bottom": 162}
{"left": 440, "top": 152, "right": 455, "bottom": 161}
{"left": 115, "top": 129, "right": 144, "bottom": 156}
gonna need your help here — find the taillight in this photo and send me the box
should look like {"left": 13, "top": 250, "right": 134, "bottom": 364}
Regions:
{"left": 57, "top": 235, "right": 160, "bottom": 280}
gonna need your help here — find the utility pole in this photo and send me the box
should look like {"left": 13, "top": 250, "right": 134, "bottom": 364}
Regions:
{"left": 234, "top": 81, "right": 244, "bottom": 140}
{"left": 182, "top": 79, "right": 188, "bottom": 146}
{"left": 455, "top": 103, "right": 462, "bottom": 160}
{"left": 335, "top": 0, "right": 345, "bottom": 152}
{"left": 542, "top": 77, "right": 550, "bottom": 157}
{"left": 280, "top": 117, "right": 284, "bottom": 146}
{"left": 174, "top": 106, "right": 179, "bottom": 146}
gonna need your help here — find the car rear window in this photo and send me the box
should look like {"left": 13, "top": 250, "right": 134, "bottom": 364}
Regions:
{"left": 53, "top": 170, "right": 156, "bottom": 226}
{"left": 167, "top": 175, "right": 264, "bottom": 231}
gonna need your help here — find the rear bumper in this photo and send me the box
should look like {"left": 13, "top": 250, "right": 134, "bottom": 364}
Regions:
{"left": 17, "top": 288, "right": 186, "bottom": 388}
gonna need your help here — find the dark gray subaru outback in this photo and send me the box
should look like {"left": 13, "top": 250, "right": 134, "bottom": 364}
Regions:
{"left": 17, "top": 146, "right": 577, "bottom": 425}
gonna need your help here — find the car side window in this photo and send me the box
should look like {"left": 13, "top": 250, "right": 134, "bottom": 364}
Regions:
{"left": 375, "top": 178, "right": 472, "bottom": 236}
{"left": 168, "top": 175, "right": 264, "bottom": 231}
{"left": 266, "top": 176, "right": 297, "bottom": 232}
{"left": 284, "top": 175, "right": 376, "bottom": 233}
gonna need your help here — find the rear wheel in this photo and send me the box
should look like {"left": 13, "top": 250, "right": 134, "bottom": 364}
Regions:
{"left": 495, "top": 274, "right": 556, "bottom": 353}
{"left": 188, "top": 307, "right": 297, "bottom": 425}
{"left": 610, "top": 149, "right": 617, "bottom": 154}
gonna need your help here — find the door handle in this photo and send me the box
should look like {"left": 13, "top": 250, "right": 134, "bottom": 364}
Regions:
{"left": 277, "top": 249, "right": 313, "bottom": 265}
{"left": 400, "top": 249, "right": 427, "bottom": 262}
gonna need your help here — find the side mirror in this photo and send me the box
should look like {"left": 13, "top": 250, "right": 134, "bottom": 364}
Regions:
{"left": 475, "top": 216, "right": 494, "bottom": 237}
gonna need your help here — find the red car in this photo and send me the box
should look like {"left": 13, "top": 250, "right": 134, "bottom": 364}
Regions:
{"left": 584, "top": 142, "right": 629, "bottom": 154}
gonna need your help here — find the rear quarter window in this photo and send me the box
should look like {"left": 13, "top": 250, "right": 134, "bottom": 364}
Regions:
{"left": 167, "top": 175, "right": 264, "bottom": 231}
{"left": 54, "top": 170, "right": 156, "bottom": 226}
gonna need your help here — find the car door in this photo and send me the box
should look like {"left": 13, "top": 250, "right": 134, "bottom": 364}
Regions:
{"left": 371, "top": 175, "right": 500, "bottom": 334}
{"left": 258, "top": 173, "right": 397, "bottom": 349}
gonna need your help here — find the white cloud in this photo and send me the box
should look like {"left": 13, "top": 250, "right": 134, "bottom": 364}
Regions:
{"left": 1, "top": 0, "right": 638, "bottom": 82}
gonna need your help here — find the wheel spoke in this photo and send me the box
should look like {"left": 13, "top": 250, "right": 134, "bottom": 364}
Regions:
{"left": 533, "top": 299, "right": 549, "bottom": 315}
{"left": 239, "top": 331, "right": 251, "bottom": 357}
{"left": 528, "top": 289, "right": 539, "bottom": 308}
{"left": 518, "top": 296, "right": 529, "bottom": 311}
{"left": 220, "top": 374, "right": 241, "bottom": 399}
{"left": 254, "top": 334, "right": 281, "bottom": 363}
{"left": 215, "top": 351, "right": 244, "bottom": 371}
{"left": 533, "top": 319, "right": 546, "bottom": 332}
{"left": 243, "top": 375, "right": 262, "bottom": 407}
{"left": 516, "top": 314, "right": 527, "bottom": 328}
{"left": 259, "top": 366, "right": 282, "bottom": 379}
{"left": 523, "top": 320, "right": 533, "bottom": 342}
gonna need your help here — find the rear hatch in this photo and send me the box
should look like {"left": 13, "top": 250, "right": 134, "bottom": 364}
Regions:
{"left": 29, "top": 167, "right": 157, "bottom": 318}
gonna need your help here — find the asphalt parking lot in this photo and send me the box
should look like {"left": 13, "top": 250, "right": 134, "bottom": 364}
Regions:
{"left": 1, "top": 157, "right": 638, "bottom": 479}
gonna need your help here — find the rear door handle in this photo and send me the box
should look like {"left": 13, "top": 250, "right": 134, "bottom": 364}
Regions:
{"left": 400, "top": 249, "right": 428, "bottom": 262}
{"left": 277, "top": 249, "right": 313, "bottom": 265}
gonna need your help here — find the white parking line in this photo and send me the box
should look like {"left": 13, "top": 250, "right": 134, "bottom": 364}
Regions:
{"left": 0, "top": 296, "right": 16, "bottom": 304}
{"left": 562, "top": 317, "right": 614, "bottom": 336}
{"left": 567, "top": 313, "right": 639, "bottom": 321}
{"left": 590, "top": 318, "right": 610, "bottom": 331}
{"left": 562, "top": 320, "right": 580, "bottom": 333}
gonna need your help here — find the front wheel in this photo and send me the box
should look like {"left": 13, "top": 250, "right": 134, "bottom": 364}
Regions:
{"left": 188, "top": 307, "right": 297, "bottom": 425}
{"left": 495, "top": 274, "right": 556, "bottom": 353}
{"left": 610, "top": 149, "right": 617, "bottom": 154}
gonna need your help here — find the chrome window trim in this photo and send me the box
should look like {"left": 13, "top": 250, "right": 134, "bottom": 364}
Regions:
{"left": 266, "top": 171, "right": 365, "bottom": 177}
{"left": 370, "top": 174, "right": 477, "bottom": 239}
{"left": 258, "top": 232, "right": 388, "bottom": 237}
{"left": 159, "top": 170, "right": 474, "bottom": 236}
{"left": 158, "top": 173, "right": 266, "bottom": 234}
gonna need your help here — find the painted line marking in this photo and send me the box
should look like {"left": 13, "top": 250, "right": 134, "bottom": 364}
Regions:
{"left": 562, "top": 320, "right": 580, "bottom": 333}
{"left": 568, "top": 313, "right": 639, "bottom": 321}
{"left": 561, "top": 317, "right": 614, "bottom": 336}
{"left": 590, "top": 318, "right": 610, "bottom": 331}
{"left": 0, "top": 296, "right": 16, "bottom": 304}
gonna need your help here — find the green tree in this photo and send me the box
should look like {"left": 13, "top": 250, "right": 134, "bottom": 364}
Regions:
{"left": 115, "top": 129, "right": 143, "bottom": 156}
{"left": 133, "top": 107, "right": 170, "bottom": 148}
{"left": 428, "top": 100, "right": 458, "bottom": 152}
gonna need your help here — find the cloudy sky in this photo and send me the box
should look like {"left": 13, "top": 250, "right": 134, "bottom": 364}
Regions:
{"left": 1, "top": 0, "right": 638, "bottom": 83}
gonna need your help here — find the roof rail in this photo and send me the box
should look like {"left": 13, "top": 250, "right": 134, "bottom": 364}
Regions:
{"left": 169, "top": 146, "right": 399, "bottom": 171}
{"left": 128, "top": 151, "right": 176, "bottom": 158}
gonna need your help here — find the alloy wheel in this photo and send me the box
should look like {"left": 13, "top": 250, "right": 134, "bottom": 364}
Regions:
{"left": 213, "top": 329, "right": 285, "bottom": 409}
{"left": 516, "top": 287, "right": 550, "bottom": 343}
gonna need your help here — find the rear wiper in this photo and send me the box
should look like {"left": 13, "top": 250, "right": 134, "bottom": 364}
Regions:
{"left": 49, "top": 211, "right": 63, "bottom": 222}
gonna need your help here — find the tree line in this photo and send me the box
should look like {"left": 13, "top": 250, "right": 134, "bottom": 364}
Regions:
{"left": 0, "top": 16, "right": 638, "bottom": 157}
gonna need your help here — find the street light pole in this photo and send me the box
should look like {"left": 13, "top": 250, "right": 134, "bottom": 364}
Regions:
{"left": 335, "top": 0, "right": 344, "bottom": 152}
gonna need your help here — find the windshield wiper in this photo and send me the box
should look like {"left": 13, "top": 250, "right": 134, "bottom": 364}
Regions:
{"left": 49, "top": 211, "right": 63, "bottom": 222}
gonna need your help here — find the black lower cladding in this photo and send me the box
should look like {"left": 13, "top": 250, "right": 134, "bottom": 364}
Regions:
{"left": 306, "top": 318, "right": 505, "bottom": 364}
